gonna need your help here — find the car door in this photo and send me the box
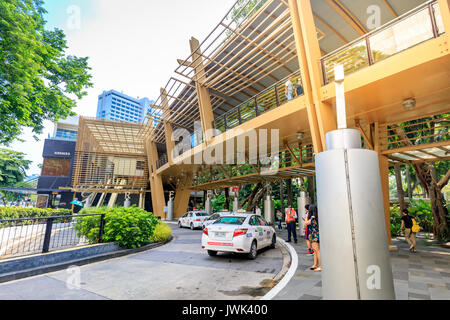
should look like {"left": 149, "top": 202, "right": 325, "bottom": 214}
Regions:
{"left": 254, "top": 216, "right": 270, "bottom": 247}
{"left": 259, "top": 216, "right": 273, "bottom": 247}
{"left": 180, "top": 214, "right": 188, "bottom": 227}
{"left": 250, "top": 215, "right": 265, "bottom": 245}
{"left": 185, "top": 212, "right": 193, "bottom": 227}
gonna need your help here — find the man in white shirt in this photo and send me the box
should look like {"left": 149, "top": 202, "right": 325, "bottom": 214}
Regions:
{"left": 285, "top": 76, "right": 293, "bottom": 101}
{"left": 255, "top": 205, "right": 262, "bottom": 216}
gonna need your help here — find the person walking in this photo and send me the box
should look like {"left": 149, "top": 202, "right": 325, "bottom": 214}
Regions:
{"left": 285, "top": 205, "right": 297, "bottom": 243}
{"left": 305, "top": 205, "right": 321, "bottom": 272}
{"left": 401, "top": 208, "right": 417, "bottom": 253}
{"left": 302, "top": 204, "right": 314, "bottom": 256}
{"left": 276, "top": 209, "right": 283, "bottom": 230}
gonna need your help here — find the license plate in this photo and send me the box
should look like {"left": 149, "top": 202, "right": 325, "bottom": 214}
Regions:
{"left": 215, "top": 232, "right": 226, "bottom": 238}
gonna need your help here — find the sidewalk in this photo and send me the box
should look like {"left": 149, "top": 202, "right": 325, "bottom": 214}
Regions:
{"left": 273, "top": 226, "right": 450, "bottom": 300}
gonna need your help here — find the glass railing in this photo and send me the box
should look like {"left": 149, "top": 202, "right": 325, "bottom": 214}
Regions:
{"left": 214, "top": 70, "right": 303, "bottom": 133}
{"left": 321, "top": 0, "right": 444, "bottom": 84}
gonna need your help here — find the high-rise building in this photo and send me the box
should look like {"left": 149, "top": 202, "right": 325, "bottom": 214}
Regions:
{"left": 96, "top": 90, "right": 154, "bottom": 123}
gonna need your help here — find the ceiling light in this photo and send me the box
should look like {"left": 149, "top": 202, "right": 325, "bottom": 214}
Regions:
{"left": 402, "top": 98, "right": 416, "bottom": 111}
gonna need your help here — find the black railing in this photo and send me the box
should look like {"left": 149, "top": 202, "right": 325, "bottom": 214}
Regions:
{"left": 0, "top": 214, "right": 105, "bottom": 260}
{"left": 321, "top": 0, "right": 444, "bottom": 84}
{"left": 156, "top": 153, "right": 168, "bottom": 169}
{"left": 214, "top": 70, "right": 303, "bottom": 134}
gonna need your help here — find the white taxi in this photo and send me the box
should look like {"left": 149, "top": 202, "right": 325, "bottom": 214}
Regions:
{"left": 202, "top": 211, "right": 251, "bottom": 229}
{"left": 202, "top": 214, "right": 276, "bottom": 260}
{"left": 178, "top": 211, "right": 210, "bottom": 230}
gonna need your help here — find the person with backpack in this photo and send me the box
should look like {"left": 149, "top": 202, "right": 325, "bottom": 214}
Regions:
{"left": 401, "top": 208, "right": 418, "bottom": 253}
{"left": 276, "top": 209, "right": 283, "bottom": 230}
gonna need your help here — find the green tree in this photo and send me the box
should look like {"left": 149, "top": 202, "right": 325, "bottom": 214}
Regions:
{"left": 0, "top": 0, "right": 93, "bottom": 145}
{"left": 0, "top": 148, "right": 32, "bottom": 202}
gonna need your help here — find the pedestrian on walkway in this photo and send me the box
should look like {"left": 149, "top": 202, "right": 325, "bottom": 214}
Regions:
{"left": 285, "top": 205, "right": 297, "bottom": 243}
{"left": 305, "top": 204, "right": 321, "bottom": 272}
{"left": 255, "top": 205, "right": 262, "bottom": 216}
{"left": 401, "top": 208, "right": 417, "bottom": 253}
{"left": 276, "top": 209, "right": 283, "bottom": 230}
{"left": 285, "top": 76, "right": 293, "bottom": 101}
{"left": 302, "top": 204, "right": 314, "bottom": 256}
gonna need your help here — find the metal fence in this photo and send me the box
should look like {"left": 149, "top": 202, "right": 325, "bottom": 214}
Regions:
{"left": 0, "top": 214, "right": 105, "bottom": 260}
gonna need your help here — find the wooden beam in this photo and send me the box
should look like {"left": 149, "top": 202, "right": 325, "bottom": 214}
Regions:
{"left": 324, "top": 0, "right": 367, "bottom": 36}
{"left": 313, "top": 13, "right": 349, "bottom": 44}
{"left": 382, "top": 0, "right": 398, "bottom": 18}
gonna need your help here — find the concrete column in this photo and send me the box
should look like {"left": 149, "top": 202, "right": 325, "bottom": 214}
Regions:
{"left": 264, "top": 195, "right": 273, "bottom": 223}
{"left": 167, "top": 191, "right": 174, "bottom": 221}
{"left": 297, "top": 191, "right": 309, "bottom": 234}
{"left": 205, "top": 191, "right": 212, "bottom": 215}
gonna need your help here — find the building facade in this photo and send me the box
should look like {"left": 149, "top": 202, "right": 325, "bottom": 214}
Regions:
{"left": 37, "top": 117, "right": 79, "bottom": 210}
{"left": 96, "top": 89, "right": 155, "bottom": 123}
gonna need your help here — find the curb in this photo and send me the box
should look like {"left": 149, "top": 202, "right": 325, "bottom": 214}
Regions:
{"left": 0, "top": 237, "right": 173, "bottom": 284}
{"left": 261, "top": 238, "right": 298, "bottom": 300}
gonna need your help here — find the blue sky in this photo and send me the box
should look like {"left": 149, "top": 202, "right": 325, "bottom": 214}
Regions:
{"left": 9, "top": 0, "right": 236, "bottom": 175}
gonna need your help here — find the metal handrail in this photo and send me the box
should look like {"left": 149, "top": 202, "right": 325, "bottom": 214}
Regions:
{"left": 321, "top": 0, "right": 442, "bottom": 85}
{"left": 216, "top": 69, "right": 302, "bottom": 121}
{"left": 321, "top": 0, "right": 437, "bottom": 61}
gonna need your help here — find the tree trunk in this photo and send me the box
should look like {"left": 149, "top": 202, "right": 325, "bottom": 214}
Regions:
{"left": 286, "top": 179, "right": 293, "bottom": 207}
{"left": 280, "top": 180, "right": 284, "bottom": 213}
{"left": 224, "top": 188, "right": 230, "bottom": 211}
{"left": 394, "top": 165, "right": 406, "bottom": 212}
{"left": 406, "top": 166, "right": 413, "bottom": 200}
{"left": 307, "top": 176, "right": 315, "bottom": 204}
{"left": 241, "top": 183, "right": 262, "bottom": 209}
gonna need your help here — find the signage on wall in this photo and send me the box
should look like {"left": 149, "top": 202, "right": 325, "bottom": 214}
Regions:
{"left": 54, "top": 152, "right": 71, "bottom": 156}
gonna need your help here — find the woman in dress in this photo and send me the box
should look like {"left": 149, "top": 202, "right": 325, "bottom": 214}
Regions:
{"left": 305, "top": 204, "right": 321, "bottom": 272}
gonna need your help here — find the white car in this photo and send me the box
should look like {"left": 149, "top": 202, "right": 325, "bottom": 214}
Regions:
{"left": 202, "top": 212, "right": 251, "bottom": 229}
{"left": 202, "top": 214, "right": 276, "bottom": 260}
{"left": 178, "top": 211, "right": 210, "bottom": 230}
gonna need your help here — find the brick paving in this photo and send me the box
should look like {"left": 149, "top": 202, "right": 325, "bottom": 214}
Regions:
{"left": 273, "top": 225, "right": 450, "bottom": 300}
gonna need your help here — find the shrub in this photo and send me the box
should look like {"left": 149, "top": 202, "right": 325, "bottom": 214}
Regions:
{"left": 73, "top": 214, "right": 102, "bottom": 244}
{"left": 0, "top": 207, "right": 72, "bottom": 227}
{"left": 149, "top": 222, "right": 172, "bottom": 243}
{"left": 74, "top": 206, "right": 159, "bottom": 249}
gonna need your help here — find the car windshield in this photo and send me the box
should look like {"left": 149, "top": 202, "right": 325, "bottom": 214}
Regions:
{"left": 195, "top": 212, "right": 209, "bottom": 216}
{"left": 214, "top": 216, "right": 246, "bottom": 225}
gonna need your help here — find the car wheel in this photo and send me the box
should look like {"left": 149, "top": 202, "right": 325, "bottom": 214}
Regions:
{"left": 178, "top": 221, "right": 182, "bottom": 228}
{"left": 190, "top": 223, "right": 194, "bottom": 230}
{"left": 248, "top": 241, "right": 257, "bottom": 260}
{"left": 207, "top": 250, "right": 217, "bottom": 257}
{"left": 270, "top": 234, "right": 276, "bottom": 249}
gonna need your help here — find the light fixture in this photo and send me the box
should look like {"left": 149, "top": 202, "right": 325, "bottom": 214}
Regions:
{"left": 297, "top": 132, "right": 305, "bottom": 140}
{"left": 402, "top": 98, "right": 416, "bottom": 111}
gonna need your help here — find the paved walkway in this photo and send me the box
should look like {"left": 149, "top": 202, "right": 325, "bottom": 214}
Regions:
{"left": 273, "top": 226, "right": 450, "bottom": 300}
{"left": 0, "top": 225, "right": 286, "bottom": 300}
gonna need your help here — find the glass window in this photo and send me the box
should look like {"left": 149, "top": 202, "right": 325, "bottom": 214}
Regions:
{"left": 255, "top": 216, "right": 266, "bottom": 226}
{"left": 249, "top": 216, "right": 259, "bottom": 226}
{"left": 196, "top": 212, "right": 209, "bottom": 216}
{"left": 214, "top": 216, "right": 246, "bottom": 225}
{"left": 41, "top": 158, "right": 71, "bottom": 176}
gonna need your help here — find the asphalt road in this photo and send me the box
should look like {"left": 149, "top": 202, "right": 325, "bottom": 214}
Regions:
{"left": 0, "top": 223, "right": 287, "bottom": 300}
